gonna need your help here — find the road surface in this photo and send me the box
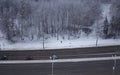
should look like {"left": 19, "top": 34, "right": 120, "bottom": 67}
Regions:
{"left": 0, "top": 60, "right": 120, "bottom": 75}
{"left": 0, "top": 46, "right": 120, "bottom": 75}
{"left": 0, "top": 45, "right": 120, "bottom": 60}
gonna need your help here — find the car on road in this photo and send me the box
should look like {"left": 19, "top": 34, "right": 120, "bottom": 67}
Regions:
{"left": 0, "top": 55, "right": 8, "bottom": 60}
{"left": 25, "top": 56, "right": 33, "bottom": 60}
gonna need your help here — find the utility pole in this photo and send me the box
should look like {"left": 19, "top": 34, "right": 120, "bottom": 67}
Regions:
{"left": 42, "top": 13, "right": 45, "bottom": 49}
{"left": 43, "top": 31, "right": 45, "bottom": 49}
{"left": 96, "top": 20, "right": 99, "bottom": 47}
{"left": 96, "top": 36, "right": 99, "bottom": 47}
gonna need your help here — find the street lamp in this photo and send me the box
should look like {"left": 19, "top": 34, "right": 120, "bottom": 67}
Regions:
{"left": 112, "top": 54, "right": 117, "bottom": 75}
{"left": 50, "top": 54, "right": 58, "bottom": 75}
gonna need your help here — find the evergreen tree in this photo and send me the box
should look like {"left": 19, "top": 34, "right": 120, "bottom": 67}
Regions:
{"left": 103, "top": 17, "right": 109, "bottom": 38}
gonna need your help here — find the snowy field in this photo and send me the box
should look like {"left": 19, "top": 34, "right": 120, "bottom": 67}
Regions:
{"left": 0, "top": 3, "right": 118, "bottom": 51}
{"left": 0, "top": 37, "right": 120, "bottom": 51}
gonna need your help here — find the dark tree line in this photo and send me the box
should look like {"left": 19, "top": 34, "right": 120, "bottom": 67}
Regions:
{"left": 102, "top": 0, "right": 120, "bottom": 39}
{"left": 110, "top": 0, "right": 120, "bottom": 39}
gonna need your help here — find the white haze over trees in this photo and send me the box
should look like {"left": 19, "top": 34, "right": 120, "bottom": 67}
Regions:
{"left": 0, "top": 0, "right": 120, "bottom": 49}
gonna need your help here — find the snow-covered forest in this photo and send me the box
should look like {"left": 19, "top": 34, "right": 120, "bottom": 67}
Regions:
{"left": 0, "top": 0, "right": 120, "bottom": 50}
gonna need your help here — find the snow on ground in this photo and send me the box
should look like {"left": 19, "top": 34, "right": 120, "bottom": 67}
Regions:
{"left": 0, "top": 4, "right": 117, "bottom": 51}
{"left": 0, "top": 37, "right": 120, "bottom": 51}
